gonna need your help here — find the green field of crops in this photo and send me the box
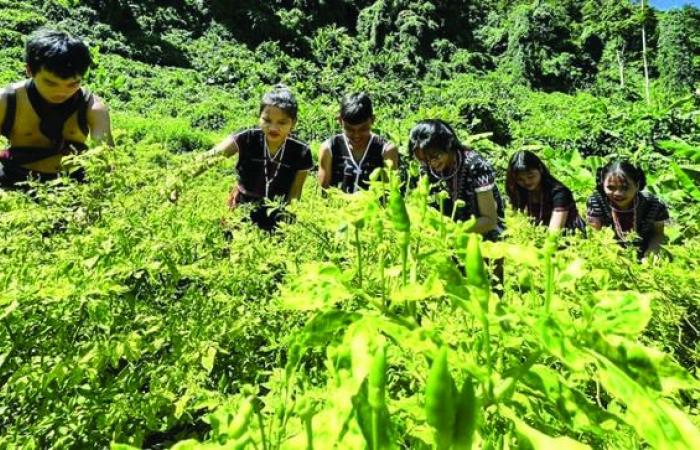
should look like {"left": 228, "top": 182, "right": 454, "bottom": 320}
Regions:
{"left": 1, "top": 1, "right": 699, "bottom": 449}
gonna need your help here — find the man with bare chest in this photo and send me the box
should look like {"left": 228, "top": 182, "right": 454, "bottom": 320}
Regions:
{"left": 0, "top": 29, "right": 113, "bottom": 188}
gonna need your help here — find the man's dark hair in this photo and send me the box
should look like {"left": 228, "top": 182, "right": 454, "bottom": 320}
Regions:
{"left": 25, "top": 29, "right": 92, "bottom": 79}
{"left": 340, "top": 92, "right": 374, "bottom": 125}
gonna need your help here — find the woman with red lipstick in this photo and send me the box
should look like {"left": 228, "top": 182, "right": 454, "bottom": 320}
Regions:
{"left": 318, "top": 92, "right": 398, "bottom": 192}
{"left": 199, "top": 84, "right": 313, "bottom": 230}
{"left": 505, "top": 150, "right": 585, "bottom": 233}
{"left": 409, "top": 119, "right": 505, "bottom": 241}
{"left": 587, "top": 161, "right": 668, "bottom": 258}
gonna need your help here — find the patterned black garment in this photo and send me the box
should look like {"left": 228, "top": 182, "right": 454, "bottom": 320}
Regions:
{"left": 227, "top": 129, "right": 312, "bottom": 231}
{"left": 518, "top": 182, "right": 586, "bottom": 233}
{"left": 326, "top": 133, "right": 391, "bottom": 193}
{"left": 423, "top": 149, "right": 505, "bottom": 241}
{"left": 586, "top": 191, "right": 669, "bottom": 255}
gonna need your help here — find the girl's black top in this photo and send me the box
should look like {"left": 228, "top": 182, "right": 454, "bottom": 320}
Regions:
{"left": 232, "top": 128, "right": 312, "bottom": 201}
{"left": 423, "top": 149, "right": 505, "bottom": 241}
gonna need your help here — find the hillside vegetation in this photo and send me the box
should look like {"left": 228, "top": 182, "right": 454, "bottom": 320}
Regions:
{"left": 1, "top": 1, "right": 699, "bottom": 448}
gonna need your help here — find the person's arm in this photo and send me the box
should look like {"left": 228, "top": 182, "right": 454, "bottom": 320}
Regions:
{"left": 168, "top": 134, "right": 240, "bottom": 202}
{"left": 87, "top": 95, "right": 114, "bottom": 147}
{"left": 471, "top": 190, "right": 498, "bottom": 234}
{"left": 287, "top": 170, "right": 309, "bottom": 202}
{"left": 189, "top": 134, "right": 240, "bottom": 178}
{"left": 586, "top": 194, "right": 604, "bottom": 230}
{"left": 383, "top": 142, "right": 399, "bottom": 170}
{"left": 644, "top": 221, "right": 666, "bottom": 256}
{"left": 548, "top": 210, "right": 569, "bottom": 232}
{"left": 0, "top": 90, "right": 6, "bottom": 130}
{"left": 317, "top": 141, "right": 332, "bottom": 188}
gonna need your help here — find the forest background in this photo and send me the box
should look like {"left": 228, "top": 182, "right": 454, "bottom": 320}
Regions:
{"left": 1, "top": 0, "right": 700, "bottom": 449}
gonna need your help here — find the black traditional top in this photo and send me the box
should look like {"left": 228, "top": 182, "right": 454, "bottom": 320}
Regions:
{"left": 586, "top": 191, "right": 669, "bottom": 254}
{"left": 518, "top": 182, "right": 585, "bottom": 232}
{"left": 423, "top": 149, "right": 505, "bottom": 241}
{"left": 232, "top": 128, "right": 312, "bottom": 202}
{"left": 326, "top": 133, "right": 391, "bottom": 193}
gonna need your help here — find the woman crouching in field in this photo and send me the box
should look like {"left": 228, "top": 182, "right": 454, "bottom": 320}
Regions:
{"left": 587, "top": 160, "right": 668, "bottom": 259}
{"left": 409, "top": 119, "right": 505, "bottom": 240}
{"left": 194, "top": 85, "right": 313, "bottom": 231}
{"left": 506, "top": 150, "right": 585, "bottom": 234}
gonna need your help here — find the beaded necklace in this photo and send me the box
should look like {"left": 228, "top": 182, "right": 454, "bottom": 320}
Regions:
{"left": 610, "top": 196, "right": 638, "bottom": 242}
{"left": 263, "top": 135, "right": 287, "bottom": 198}
{"left": 342, "top": 133, "right": 374, "bottom": 192}
{"left": 429, "top": 151, "right": 462, "bottom": 183}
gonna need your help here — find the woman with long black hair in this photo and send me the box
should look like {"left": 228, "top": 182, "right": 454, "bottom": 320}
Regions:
{"left": 505, "top": 150, "right": 585, "bottom": 233}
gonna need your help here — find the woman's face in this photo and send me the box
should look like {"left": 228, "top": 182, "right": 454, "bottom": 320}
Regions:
{"left": 514, "top": 169, "right": 542, "bottom": 191}
{"left": 341, "top": 117, "right": 373, "bottom": 150}
{"left": 259, "top": 105, "right": 295, "bottom": 147}
{"left": 603, "top": 172, "right": 638, "bottom": 208}
{"left": 419, "top": 147, "right": 452, "bottom": 172}
{"left": 30, "top": 68, "right": 82, "bottom": 104}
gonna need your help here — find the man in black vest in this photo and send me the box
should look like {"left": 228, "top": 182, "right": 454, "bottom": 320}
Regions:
{"left": 0, "top": 28, "right": 113, "bottom": 188}
{"left": 318, "top": 92, "right": 398, "bottom": 193}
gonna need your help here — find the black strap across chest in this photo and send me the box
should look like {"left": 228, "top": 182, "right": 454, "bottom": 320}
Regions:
{"left": 1, "top": 82, "right": 91, "bottom": 142}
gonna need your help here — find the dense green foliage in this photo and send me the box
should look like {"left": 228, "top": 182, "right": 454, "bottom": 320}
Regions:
{"left": 1, "top": 0, "right": 700, "bottom": 449}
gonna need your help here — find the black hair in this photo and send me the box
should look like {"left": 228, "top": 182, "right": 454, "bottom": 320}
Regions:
{"left": 259, "top": 84, "right": 298, "bottom": 121}
{"left": 408, "top": 119, "right": 467, "bottom": 159}
{"left": 595, "top": 160, "right": 647, "bottom": 199}
{"left": 25, "top": 29, "right": 92, "bottom": 79}
{"left": 505, "top": 150, "right": 561, "bottom": 212}
{"left": 340, "top": 92, "right": 373, "bottom": 124}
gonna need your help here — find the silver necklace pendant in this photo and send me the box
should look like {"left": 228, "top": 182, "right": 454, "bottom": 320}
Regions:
{"left": 264, "top": 136, "right": 287, "bottom": 198}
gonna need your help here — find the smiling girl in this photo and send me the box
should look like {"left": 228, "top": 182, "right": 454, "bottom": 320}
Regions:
{"left": 409, "top": 119, "right": 505, "bottom": 241}
{"left": 506, "top": 150, "right": 585, "bottom": 233}
{"left": 200, "top": 85, "right": 312, "bottom": 230}
{"left": 587, "top": 161, "right": 669, "bottom": 258}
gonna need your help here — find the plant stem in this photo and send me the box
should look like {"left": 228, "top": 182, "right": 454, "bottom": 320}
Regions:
{"left": 256, "top": 407, "right": 269, "bottom": 450}
{"left": 544, "top": 246, "right": 554, "bottom": 312}
{"left": 305, "top": 415, "right": 314, "bottom": 450}
{"left": 480, "top": 305, "right": 494, "bottom": 399}
{"left": 372, "top": 409, "right": 381, "bottom": 450}
{"left": 355, "top": 226, "right": 363, "bottom": 288}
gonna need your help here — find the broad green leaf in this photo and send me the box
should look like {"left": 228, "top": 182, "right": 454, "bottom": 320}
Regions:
{"left": 346, "top": 320, "right": 381, "bottom": 386}
{"left": 390, "top": 274, "right": 445, "bottom": 304}
{"left": 201, "top": 346, "right": 217, "bottom": 374}
{"left": 536, "top": 316, "right": 590, "bottom": 371}
{"left": 590, "top": 291, "right": 653, "bottom": 336}
{"left": 298, "top": 310, "right": 361, "bottom": 348}
{"left": 593, "top": 353, "right": 700, "bottom": 450}
{"left": 591, "top": 335, "right": 699, "bottom": 394}
{"left": 522, "top": 365, "right": 619, "bottom": 434}
{"left": 0, "top": 300, "right": 18, "bottom": 320}
{"left": 481, "top": 242, "right": 540, "bottom": 267}
{"left": 502, "top": 407, "right": 591, "bottom": 450}
{"left": 278, "top": 263, "right": 353, "bottom": 310}
{"left": 556, "top": 259, "right": 587, "bottom": 291}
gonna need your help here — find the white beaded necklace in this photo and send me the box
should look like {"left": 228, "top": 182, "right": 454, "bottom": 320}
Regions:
{"left": 342, "top": 133, "right": 374, "bottom": 192}
{"left": 263, "top": 136, "right": 287, "bottom": 198}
